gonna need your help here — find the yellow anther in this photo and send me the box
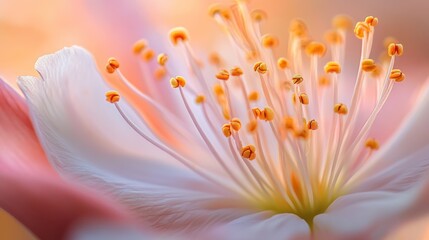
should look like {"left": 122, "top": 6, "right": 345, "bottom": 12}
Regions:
{"left": 305, "top": 42, "right": 326, "bottom": 57}
{"left": 230, "top": 118, "right": 242, "bottom": 131}
{"left": 132, "top": 39, "right": 148, "bottom": 54}
{"left": 154, "top": 67, "right": 167, "bottom": 80}
{"left": 141, "top": 48, "right": 155, "bottom": 62}
{"left": 299, "top": 93, "right": 309, "bottom": 105}
{"left": 106, "top": 57, "right": 120, "bottom": 74}
{"left": 209, "top": 53, "right": 222, "bottom": 66}
{"left": 333, "top": 15, "right": 353, "bottom": 30}
{"left": 388, "top": 43, "right": 404, "bottom": 57}
{"left": 262, "top": 107, "right": 275, "bottom": 121}
{"left": 251, "top": 9, "right": 267, "bottom": 22}
{"left": 290, "top": 19, "right": 308, "bottom": 37}
{"left": 261, "top": 34, "right": 279, "bottom": 48}
{"left": 354, "top": 22, "right": 370, "bottom": 39}
{"left": 105, "top": 90, "right": 120, "bottom": 103}
{"left": 248, "top": 91, "right": 259, "bottom": 101}
{"left": 216, "top": 69, "right": 230, "bottom": 81}
{"left": 170, "top": 76, "right": 186, "bottom": 88}
{"left": 253, "top": 61, "right": 267, "bottom": 74}
{"left": 362, "top": 59, "right": 377, "bottom": 72}
{"left": 252, "top": 108, "right": 262, "bottom": 119}
{"left": 213, "top": 84, "right": 224, "bottom": 96}
{"left": 222, "top": 123, "right": 232, "bottom": 137}
{"left": 157, "top": 53, "right": 168, "bottom": 66}
{"left": 277, "top": 57, "right": 289, "bottom": 70}
{"left": 365, "top": 16, "right": 379, "bottom": 27}
{"left": 319, "top": 75, "right": 330, "bottom": 86}
{"left": 294, "top": 128, "right": 309, "bottom": 139}
{"left": 208, "top": 4, "right": 230, "bottom": 19}
{"left": 292, "top": 74, "right": 304, "bottom": 84}
{"left": 284, "top": 116, "right": 296, "bottom": 130}
{"left": 307, "top": 119, "right": 318, "bottom": 130}
{"left": 383, "top": 37, "right": 398, "bottom": 48}
{"left": 324, "top": 61, "right": 341, "bottom": 74}
{"left": 325, "top": 30, "right": 343, "bottom": 44}
{"left": 365, "top": 138, "right": 380, "bottom": 150}
{"left": 241, "top": 145, "right": 256, "bottom": 160}
{"left": 195, "top": 95, "right": 206, "bottom": 104}
{"left": 230, "top": 67, "right": 243, "bottom": 77}
{"left": 247, "top": 120, "right": 258, "bottom": 132}
{"left": 169, "top": 27, "right": 189, "bottom": 45}
{"left": 334, "top": 103, "right": 348, "bottom": 115}
{"left": 390, "top": 69, "right": 405, "bottom": 82}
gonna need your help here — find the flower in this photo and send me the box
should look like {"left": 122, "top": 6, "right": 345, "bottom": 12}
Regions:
{"left": 14, "top": 1, "right": 429, "bottom": 239}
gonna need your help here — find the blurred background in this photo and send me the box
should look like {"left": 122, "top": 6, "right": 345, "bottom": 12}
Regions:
{"left": 1, "top": 0, "right": 429, "bottom": 239}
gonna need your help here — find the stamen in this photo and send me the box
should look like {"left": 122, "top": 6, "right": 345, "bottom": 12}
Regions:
{"left": 105, "top": 90, "right": 120, "bottom": 103}
{"left": 277, "top": 57, "right": 289, "bottom": 70}
{"left": 307, "top": 120, "right": 318, "bottom": 130}
{"left": 332, "top": 15, "right": 353, "bottom": 30}
{"left": 222, "top": 123, "right": 232, "bottom": 137}
{"left": 142, "top": 48, "right": 155, "bottom": 62}
{"left": 390, "top": 69, "right": 405, "bottom": 82}
{"left": 170, "top": 76, "right": 186, "bottom": 88}
{"left": 305, "top": 42, "right": 326, "bottom": 56}
{"left": 230, "top": 118, "right": 242, "bottom": 131}
{"left": 292, "top": 74, "right": 304, "bottom": 84}
{"left": 250, "top": 9, "right": 267, "bottom": 22}
{"left": 157, "top": 53, "right": 168, "bottom": 66}
{"left": 248, "top": 91, "right": 259, "bottom": 101}
{"left": 195, "top": 95, "right": 206, "bottom": 104}
{"left": 298, "top": 93, "right": 309, "bottom": 105}
{"left": 324, "top": 61, "right": 341, "bottom": 74}
{"left": 169, "top": 27, "right": 189, "bottom": 45}
{"left": 261, "top": 34, "right": 279, "bottom": 48}
{"left": 388, "top": 43, "right": 404, "bottom": 56}
{"left": 333, "top": 103, "right": 348, "bottom": 115}
{"left": 361, "top": 59, "right": 377, "bottom": 72}
{"left": 106, "top": 57, "right": 120, "bottom": 74}
{"left": 132, "top": 39, "right": 148, "bottom": 54}
{"left": 216, "top": 69, "right": 230, "bottom": 80}
{"left": 365, "top": 138, "right": 379, "bottom": 150}
{"left": 253, "top": 61, "right": 268, "bottom": 74}
{"left": 241, "top": 145, "right": 256, "bottom": 160}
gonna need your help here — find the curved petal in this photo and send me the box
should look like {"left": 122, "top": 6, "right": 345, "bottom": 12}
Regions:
{"left": 18, "top": 46, "right": 248, "bottom": 230}
{"left": 0, "top": 167, "right": 130, "bottom": 240}
{"left": 313, "top": 190, "right": 417, "bottom": 239}
{"left": 351, "top": 79, "right": 429, "bottom": 192}
{"left": 0, "top": 78, "right": 50, "bottom": 171}
{"left": 209, "top": 211, "right": 311, "bottom": 240}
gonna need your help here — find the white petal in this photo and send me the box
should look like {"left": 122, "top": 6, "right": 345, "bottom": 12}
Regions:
{"left": 352, "top": 80, "right": 429, "bottom": 191}
{"left": 18, "top": 46, "right": 244, "bottom": 229}
{"left": 210, "top": 211, "right": 311, "bottom": 240}
{"left": 313, "top": 190, "right": 418, "bottom": 239}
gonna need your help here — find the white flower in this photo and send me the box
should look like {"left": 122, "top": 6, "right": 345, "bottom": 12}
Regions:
{"left": 18, "top": 2, "right": 429, "bottom": 239}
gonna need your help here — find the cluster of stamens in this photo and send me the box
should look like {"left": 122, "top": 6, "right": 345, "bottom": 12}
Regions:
{"left": 103, "top": 1, "right": 405, "bottom": 226}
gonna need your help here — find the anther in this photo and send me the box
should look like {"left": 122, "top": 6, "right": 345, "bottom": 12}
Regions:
{"left": 154, "top": 67, "right": 167, "bottom": 80}
{"left": 132, "top": 39, "right": 148, "bottom": 54}
{"left": 230, "top": 118, "right": 242, "bottom": 131}
{"left": 195, "top": 95, "right": 206, "bottom": 104}
{"left": 277, "top": 57, "right": 289, "bottom": 70}
{"left": 222, "top": 123, "right": 232, "bottom": 137}
{"left": 208, "top": 4, "right": 230, "bottom": 19}
{"left": 307, "top": 119, "right": 318, "bottom": 130}
{"left": 333, "top": 15, "right": 353, "bottom": 30}
{"left": 157, "top": 53, "right": 168, "bottom": 66}
{"left": 241, "top": 145, "right": 256, "bottom": 160}
{"left": 247, "top": 120, "right": 258, "bottom": 132}
{"left": 294, "top": 129, "right": 309, "bottom": 139}
{"left": 290, "top": 19, "right": 308, "bottom": 37}
{"left": 213, "top": 84, "right": 224, "bottom": 96}
{"left": 209, "top": 53, "right": 222, "bottom": 66}
{"left": 390, "top": 69, "right": 405, "bottom": 82}
{"left": 365, "top": 16, "right": 379, "bottom": 27}
{"left": 105, "top": 90, "right": 120, "bottom": 103}
{"left": 299, "top": 93, "right": 309, "bottom": 105}
{"left": 216, "top": 69, "right": 230, "bottom": 81}
{"left": 292, "top": 74, "right": 304, "bottom": 84}
{"left": 262, "top": 107, "right": 275, "bottom": 121}
{"left": 325, "top": 30, "right": 343, "bottom": 44}
{"left": 142, "top": 49, "right": 155, "bottom": 61}
{"left": 251, "top": 9, "right": 267, "bottom": 22}
{"left": 362, "top": 59, "right": 377, "bottom": 72}
{"left": 169, "top": 27, "right": 189, "bottom": 45}
{"left": 319, "top": 76, "right": 330, "bottom": 86}
{"left": 324, "top": 61, "right": 341, "bottom": 74}
{"left": 106, "top": 57, "right": 120, "bottom": 74}
{"left": 253, "top": 61, "right": 267, "bottom": 74}
{"left": 305, "top": 42, "right": 326, "bottom": 57}
{"left": 388, "top": 43, "right": 404, "bottom": 57}
{"left": 170, "top": 76, "right": 186, "bottom": 88}
{"left": 231, "top": 67, "right": 243, "bottom": 76}
{"left": 354, "top": 22, "right": 370, "bottom": 39}
{"left": 365, "top": 138, "right": 380, "bottom": 150}
{"left": 334, "top": 103, "right": 348, "bottom": 115}
{"left": 284, "top": 117, "right": 295, "bottom": 130}
{"left": 252, "top": 108, "right": 262, "bottom": 118}
{"left": 261, "top": 34, "right": 279, "bottom": 48}
{"left": 248, "top": 91, "right": 259, "bottom": 101}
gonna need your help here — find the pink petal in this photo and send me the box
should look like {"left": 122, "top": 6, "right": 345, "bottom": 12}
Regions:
{"left": 0, "top": 78, "right": 51, "bottom": 172}
{"left": 0, "top": 167, "right": 132, "bottom": 240}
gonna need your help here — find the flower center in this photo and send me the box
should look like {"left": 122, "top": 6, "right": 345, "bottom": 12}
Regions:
{"left": 103, "top": 1, "right": 405, "bottom": 227}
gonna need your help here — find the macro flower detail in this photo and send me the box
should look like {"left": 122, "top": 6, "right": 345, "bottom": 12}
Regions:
{"left": 16, "top": 1, "right": 429, "bottom": 239}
